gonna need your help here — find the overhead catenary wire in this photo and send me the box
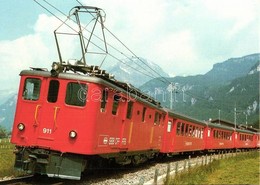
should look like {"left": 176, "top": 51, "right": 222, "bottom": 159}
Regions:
{"left": 43, "top": 0, "right": 168, "bottom": 81}
{"left": 34, "top": 0, "right": 168, "bottom": 84}
{"left": 34, "top": 1, "right": 252, "bottom": 123}
{"left": 75, "top": 0, "right": 173, "bottom": 86}
{"left": 35, "top": 0, "right": 245, "bottom": 113}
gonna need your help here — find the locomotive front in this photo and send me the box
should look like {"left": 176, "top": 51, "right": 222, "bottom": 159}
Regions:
{"left": 10, "top": 6, "right": 112, "bottom": 179}
{"left": 11, "top": 69, "right": 103, "bottom": 179}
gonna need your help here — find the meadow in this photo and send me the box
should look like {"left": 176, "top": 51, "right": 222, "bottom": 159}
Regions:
{"left": 0, "top": 138, "right": 18, "bottom": 179}
{"left": 166, "top": 151, "right": 259, "bottom": 185}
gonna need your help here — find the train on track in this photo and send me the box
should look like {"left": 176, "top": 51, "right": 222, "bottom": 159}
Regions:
{"left": 11, "top": 6, "right": 260, "bottom": 180}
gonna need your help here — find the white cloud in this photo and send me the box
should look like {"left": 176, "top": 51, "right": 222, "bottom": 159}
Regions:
{"left": 0, "top": 14, "right": 62, "bottom": 89}
{"left": 0, "top": 0, "right": 259, "bottom": 90}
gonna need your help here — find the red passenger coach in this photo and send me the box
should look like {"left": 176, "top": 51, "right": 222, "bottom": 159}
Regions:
{"left": 234, "top": 130, "right": 255, "bottom": 149}
{"left": 256, "top": 133, "right": 260, "bottom": 148}
{"left": 161, "top": 111, "right": 206, "bottom": 154}
{"left": 205, "top": 123, "right": 235, "bottom": 151}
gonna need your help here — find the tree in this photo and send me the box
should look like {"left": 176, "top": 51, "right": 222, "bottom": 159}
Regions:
{"left": 0, "top": 125, "right": 7, "bottom": 138}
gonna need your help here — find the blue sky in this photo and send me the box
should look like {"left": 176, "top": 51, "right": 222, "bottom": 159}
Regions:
{"left": 0, "top": 0, "right": 259, "bottom": 90}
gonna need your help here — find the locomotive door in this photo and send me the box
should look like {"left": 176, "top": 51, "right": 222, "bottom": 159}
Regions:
{"left": 35, "top": 78, "right": 61, "bottom": 146}
{"left": 13, "top": 76, "right": 46, "bottom": 146}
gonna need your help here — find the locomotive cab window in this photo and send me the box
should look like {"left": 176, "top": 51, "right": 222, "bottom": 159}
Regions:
{"left": 47, "top": 80, "right": 59, "bottom": 103}
{"left": 23, "top": 78, "right": 41, "bottom": 101}
{"left": 65, "top": 82, "right": 87, "bottom": 106}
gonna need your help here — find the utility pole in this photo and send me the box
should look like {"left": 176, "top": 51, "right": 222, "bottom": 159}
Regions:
{"left": 234, "top": 107, "right": 236, "bottom": 129}
{"left": 170, "top": 82, "right": 173, "bottom": 110}
{"left": 218, "top": 110, "right": 221, "bottom": 124}
{"left": 182, "top": 89, "right": 186, "bottom": 102}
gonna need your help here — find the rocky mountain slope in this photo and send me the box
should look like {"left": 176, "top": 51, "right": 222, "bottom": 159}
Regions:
{"left": 140, "top": 53, "right": 259, "bottom": 128}
{"left": 0, "top": 54, "right": 259, "bottom": 131}
{"left": 107, "top": 57, "right": 169, "bottom": 87}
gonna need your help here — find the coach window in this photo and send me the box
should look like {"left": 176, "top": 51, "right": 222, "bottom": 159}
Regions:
{"left": 47, "top": 80, "right": 59, "bottom": 103}
{"left": 65, "top": 82, "right": 87, "bottom": 106}
{"left": 181, "top": 123, "right": 185, "bottom": 135}
{"left": 100, "top": 89, "right": 108, "bottom": 112}
{"left": 192, "top": 126, "right": 196, "bottom": 137}
{"left": 112, "top": 95, "right": 120, "bottom": 115}
{"left": 185, "top": 124, "right": 189, "bottom": 136}
{"left": 23, "top": 78, "right": 41, "bottom": 101}
{"left": 176, "top": 122, "right": 181, "bottom": 135}
{"left": 167, "top": 120, "right": 172, "bottom": 132}
{"left": 126, "top": 101, "right": 134, "bottom": 119}
{"left": 142, "top": 107, "right": 147, "bottom": 122}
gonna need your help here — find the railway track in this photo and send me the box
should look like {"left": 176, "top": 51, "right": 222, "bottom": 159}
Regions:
{"left": 0, "top": 150, "right": 254, "bottom": 185}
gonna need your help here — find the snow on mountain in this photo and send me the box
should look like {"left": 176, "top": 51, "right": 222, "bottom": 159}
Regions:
{"left": 107, "top": 57, "right": 169, "bottom": 87}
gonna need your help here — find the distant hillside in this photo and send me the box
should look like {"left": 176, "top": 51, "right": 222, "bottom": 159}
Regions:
{"left": 140, "top": 54, "right": 259, "bottom": 128}
{"left": 107, "top": 57, "right": 169, "bottom": 87}
{"left": 0, "top": 94, "right": 17, "bottom": 131}
{"left": 0, "top": 54, "right": 259, "bottom": 131}
{"left": 204, "top": 53, "right": 260, "bottom": 84}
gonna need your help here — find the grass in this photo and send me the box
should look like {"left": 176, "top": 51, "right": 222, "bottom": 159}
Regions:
{"left": 166, "top": 151, "right": 260, "bottom": 185}
{"left": 0, "top": 138, "right": 18, "bottom": 179}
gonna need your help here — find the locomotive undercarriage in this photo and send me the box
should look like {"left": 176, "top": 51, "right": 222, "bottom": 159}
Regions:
{"left": 13, "top": 146, "right": 159, "bottom": 180}
{"left": 14, "top": 146, "right": 85, "bottom": 180}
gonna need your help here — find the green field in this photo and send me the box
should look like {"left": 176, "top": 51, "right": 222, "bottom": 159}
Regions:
{"left": 0, "top": 138, "right": 17, "bottom": 179}
{"left": 166, "top": 151, "right": 260, "bottom": 185}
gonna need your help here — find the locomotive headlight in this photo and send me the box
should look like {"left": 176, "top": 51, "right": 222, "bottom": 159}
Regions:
{"left": 17, "top": 123, "right": 25, "bottom": 131}
{"left": 69, "top": 130, "right": 77, "bottom": 139}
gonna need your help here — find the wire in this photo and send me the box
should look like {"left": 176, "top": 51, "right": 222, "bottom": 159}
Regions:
{"left": 34, "top": 0, "right": 170, "bottom": 84}
{"left": 75, "top": 0, "right": 172, "bottom": 85}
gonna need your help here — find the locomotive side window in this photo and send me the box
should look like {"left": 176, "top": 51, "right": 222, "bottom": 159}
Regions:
{"left": 154, "top": 112, "right": 161, "bottom": 125}
{"left": 100, "top": 89, "right": 108, "bottom": 112}
{"left": 126, "top": 101, "right": 134, "bottom": 119}
{"left": 23, "top": 78, "right": 41, "bottom": 101}
{"left": 112, "top": 95, "right": 120, "bottom": 115}
{"left": 65, "top": 82, "right": 87, "bottom": 106}
{"left": 142, "top": 107, "right": 147, "bottom": 122}
{"left": 47, "top": 80, "right": 59, "bottom": 103}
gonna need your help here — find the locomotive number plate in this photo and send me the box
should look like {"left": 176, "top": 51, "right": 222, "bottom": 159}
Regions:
{"left": 43, "top": 128, "right": 52, "bottom": 134}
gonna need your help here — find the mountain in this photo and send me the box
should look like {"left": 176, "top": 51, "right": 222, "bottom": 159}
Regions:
{"left": 0, "top": 89, "right": 17, "bottom": 105}
{"left": 0, "top": 94, "right": 17, "bottom": 131}
{"left": 140, "top": 54, "right": 259, "bottom": 128}
{"left": 0, "top": 54, "right": 259, "bottom": 131}
{"left": 107, "top": 57, "right": 169, "bottom": 87}
{"left": 204, "top": 53, "right": 260, "bottom": 84}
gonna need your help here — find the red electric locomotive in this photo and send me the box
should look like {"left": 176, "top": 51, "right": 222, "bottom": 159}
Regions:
{"left": 11, "top": 67, "right": 165, "bottom": 179}
{"left": 11, "top": 5, "right": 259, "bottom": 180}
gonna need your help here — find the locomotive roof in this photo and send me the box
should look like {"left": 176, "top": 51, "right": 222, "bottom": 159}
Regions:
{"left": 20, "top": 69, "right": 165, "bottom": 112}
